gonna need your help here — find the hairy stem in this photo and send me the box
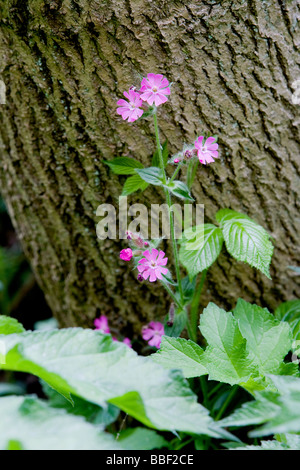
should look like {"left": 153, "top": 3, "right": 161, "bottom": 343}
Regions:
{"left": 153, "top": 112, "right": 184, "bottom": 303}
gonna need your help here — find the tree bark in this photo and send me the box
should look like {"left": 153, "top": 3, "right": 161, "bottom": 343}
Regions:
{"left": 0, "top": 0, "right": 299, "bottom": 336}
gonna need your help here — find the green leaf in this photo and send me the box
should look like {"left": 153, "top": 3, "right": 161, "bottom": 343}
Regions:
{"left": 164, "top": 309, "right": 187, "bottom": 338}
{"left": 135, "top": 167, "right": 164, "bottom": 186}
{"left": 274, "top": 299, "right": 300, "bottom": 322}
{"left": 118, "top": 428, "right": 168, "bottom": 450}
{"left": 0, "top": 328, "right": 229, "bottom": 439}
{"left": 0, "top": 315, "right": 25, "bottom": 335}
{"left": 181, "top": 276, "right": 196, "bottom": 303}
{"left": 104, "top": 157, "right": 144, "bottom": 175}
{"left": 234, "top": 299, "right": 292, "bottom": 374}
{"left": 121, "top": 174, "right": 149, "bottom": 196}
{"left": 152, "top": 141, "right": 168, "bottom": 168}
{"left": 153, "top": 337, "right": 207, "bottom": 378}
{"left": 216, "top": 209, "right": 273, "bottom": 278}
{"left": 0, "top": 396, "right": 122, "bottom": 450}
{"left": 199, "top": 303, "right": 258, "bottom": 388}
{"left": 249, "top": 375, "right": 300, "bottom": 437}
{"left": 179, "top": 224, "right": 224, "bottom": 278}
{"left": 167, "top": 180, "right": 194, "bottom": 202}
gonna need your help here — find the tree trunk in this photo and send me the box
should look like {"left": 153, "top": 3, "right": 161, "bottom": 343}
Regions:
{"left": 0, "top": 0, "right": 299, "bottom": 336}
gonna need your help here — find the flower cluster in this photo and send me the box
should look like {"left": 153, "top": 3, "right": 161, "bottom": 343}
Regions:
{"left": 172, "top": 136, "right": 219, "bottom": 166}
{"left": 94, "top": 315, "right": 132, "bottom": 348}
{"left": 117, "top": 73, "right": 171, "bottom": 123}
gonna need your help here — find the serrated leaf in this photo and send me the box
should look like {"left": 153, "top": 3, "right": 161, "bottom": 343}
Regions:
{"left": 121, "top": 174, "right": 149, "bottom": 196}
{"left": 0, "top": 315, "right": 25, "bottom": 335}
{"left": 153, "top": 337, "right": 207, "bottom": 378}
{"left": 199, "top": 303, "right": 258, "bottom": 388}
{"left": 216, "top": 209, "right": 273, "bottom": 278}
{"left": 104, "top": 157, "right": 144, "bottom": 175}
{"left": 234, "top": 299, "right": 292, "bottom": 374}
{"left": 0, "top": 328, "right": 229, "bottom": 439}
{"left": 179, "top": 225, "right": 224, "bottom": 278}
{"left": 135, "top": 167, "right": 164, "bottom": 186}
{"left": 0, "top": 396, "right": 121, "bottom": 450}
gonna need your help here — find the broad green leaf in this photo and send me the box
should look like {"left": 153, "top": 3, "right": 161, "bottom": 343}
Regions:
{"left": 234, "top": 299, "right": 292, "bottom": 374}
{"left": 199, "top": 303, "right": 258, "bottom": 389}
{"left": 0, "top": 396, "right": 121, "bottom": 450}
{"left": 167, "top": 180, "right": 194, "bottom": 202}
{"left": 104, "top": 157, "right": 144, "bottom": 175}
{"left": 0, "top": 315, "right": 25, "bottom": 335}
{"left": 0, "top": 328, "right": 229, "bottom": 439}
{"left": 216, "top": 209, "right": 273, "bottom": 278}
{"left": 153, "top": 337, "right": 207, "bottom": 378}
{"left": 152, "top": 141, "right": 168, "bottom": 168}
{"left": 274, "top": 299, "right": 300, "bottom": 322}
{"left": 135, "top": 167, "right": 164, "bottom": 186}
{"left": 179, "top": 224, "right": 223, "bottom": 277}
{"left": 118, "top": 427, "right": 167, "bottom": 450}
{"left": 121, "top": 174, "right": 149, "bottom": 196}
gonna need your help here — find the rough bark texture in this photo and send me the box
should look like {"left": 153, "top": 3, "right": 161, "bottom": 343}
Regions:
{"left": 0, "top": 0, "right": 299, "bottom": 336}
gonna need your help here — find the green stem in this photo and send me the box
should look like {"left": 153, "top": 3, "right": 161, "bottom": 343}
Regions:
{"left": 200, "top": 376, "right": 209, "bottom": 408}
{"left": 190, "top": 270, "right": 207, "bottom": 340}
{"left": 153, "top": 112, "right": 184, "bottom": 303}
{"left": 160, "top": 280, "right": 184, "bottom": 311}
{"left": 215, "top": 385, "right": 238, "bottom": 421}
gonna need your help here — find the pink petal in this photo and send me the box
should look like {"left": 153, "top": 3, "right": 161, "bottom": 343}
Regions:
{"left": 117, "top": 99, "right": 129, "bottom": 107}
{"left": 149, "top": 270, "right": 157, "bottom": 282}
{"left": 154, "top": 93, "right": 168, "bottom": 106}
{"left": 142, "top": 250, "right": 152, "bottom": 261}
{"left": 151, "top": 248, "right": 158, "bottom": 261}
{"left": 160, "top": 78, "right": 169, "bottom": 88}
{"left": 206, "top": 136, "right": 216, "bottom": 144}
{"left": 153, "top": 74, "right": 164, "bottom": 86}
{"left": 143, "top": 269, "right": 151, "bottom": 280}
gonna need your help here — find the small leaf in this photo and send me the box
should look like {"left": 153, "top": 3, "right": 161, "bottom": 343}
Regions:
{"left": 104, "top": 157, "right": 144, "bottom": 175}
{"left": 121, "top": 174, "right": 149, "bottom": 196}
{"left": 179, "top": 224, "right": 223, "bottom": 278}
{"left": 216, "top": 209, "right": 273, "bottom": 278}
{"left": 164, "top": 309, "right": 187, "bottom": 337}
{"left": 135, "top": 167, "right": 164, "bottom": 186}
{"left": 152, "top": 141, "right": 168, "bottom": 168}
{"left": 0, "top": 316, "right": 25, "bottom": 335}
{"left": 167, "top": 180, "right": 194, "bottom": 201}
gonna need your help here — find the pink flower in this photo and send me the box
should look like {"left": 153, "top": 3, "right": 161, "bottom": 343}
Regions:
{"left": 140, "top": 74, "right": 170, "bottom": 107}
{"left": 194, "top": 136, "right": 219, "bottom": 165}
{"left": 120, "top": 248, "right": 133, "bottom": 261}
{"left": 137, "top": 249, "right": 168, "bottom": 282}
{"left": 117, "top": 90, "right": 144, "bottom": 122}
{"left": 142, "top": 321, "right": 165, "bottom": 348}
{"left": 123, "top": 337, "right": 132, "bottom": 348}
{"left": 94, "top": 315, "right": 110, "bottom": 333}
